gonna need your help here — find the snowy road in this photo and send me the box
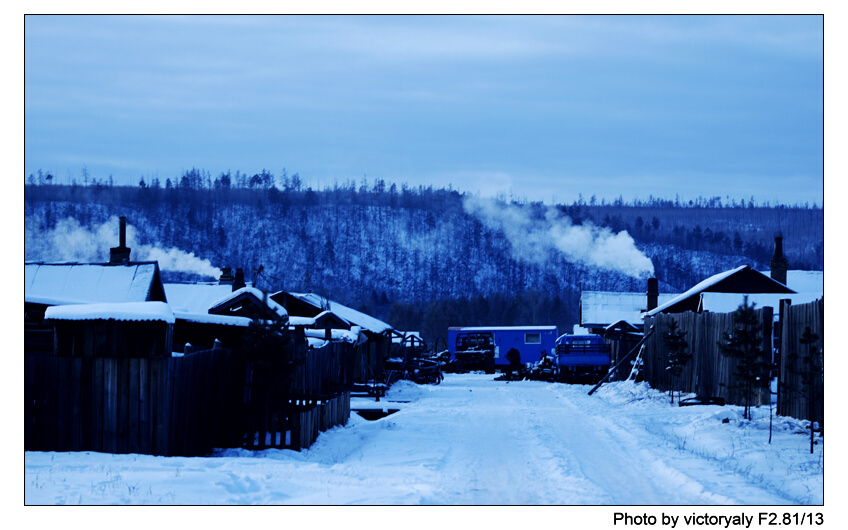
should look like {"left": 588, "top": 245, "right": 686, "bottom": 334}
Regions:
{"left": 24, "top": 374, "right": 823, "bottom": 505}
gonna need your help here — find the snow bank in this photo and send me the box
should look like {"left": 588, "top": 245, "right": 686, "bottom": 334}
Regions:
{"left": 24, "top": 375, "right": 823, "bottom": 506}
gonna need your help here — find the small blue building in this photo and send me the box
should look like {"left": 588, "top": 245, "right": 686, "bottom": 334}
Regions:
{"left": 448, "top": 326, "right": 558, "bottom": 372}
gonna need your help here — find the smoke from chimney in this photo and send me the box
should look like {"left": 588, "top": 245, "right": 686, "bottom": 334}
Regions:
{"left": 462, "top": 196, "right": 654, "bottom": 279}
{"left": 30, "top": 216, "right": 221, "bottom": 278}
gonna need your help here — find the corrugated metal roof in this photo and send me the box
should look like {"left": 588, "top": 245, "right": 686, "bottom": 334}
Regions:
{"left": 580, "top": 291, "right": 678, "bottom": 326}
{"left": 45, "top": 301, "right": 175, "bottom": 324}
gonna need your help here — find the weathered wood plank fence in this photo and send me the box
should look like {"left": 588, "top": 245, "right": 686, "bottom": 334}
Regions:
{"left": 643, "top": 298, "right": 823, "bottom": 427}
{"left": 25, "top": 340, "right": 355, "bottom": 456}
{"left": 778, "top": 298, "right": 824, "bottom": 427}
{"left": 643, "top": 306, "right": 773, "bottom": 407}
{"left": 25, "top": 348, "right": 245, "bottom": 456}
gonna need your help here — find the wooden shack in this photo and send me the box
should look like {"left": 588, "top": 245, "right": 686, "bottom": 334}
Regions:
{"left": 45, "top": 302, "right": 175, "bottom": 358}
{"left": 272, "top": 291, "right": 394, "bottom": 382}
{"left": 25, "top": 261, "right": 168, "bottom": 356}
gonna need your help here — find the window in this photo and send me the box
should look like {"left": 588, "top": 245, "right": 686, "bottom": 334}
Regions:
{"left": 525, "top": 333, "right": 541, "bottom": 344}
{"left": 457, "top": 333, "right": 494, "bottom": 351}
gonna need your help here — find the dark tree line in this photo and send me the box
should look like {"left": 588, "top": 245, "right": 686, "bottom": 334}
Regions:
{"left": 25, "top": 171, "right": 823, "bottom": 347}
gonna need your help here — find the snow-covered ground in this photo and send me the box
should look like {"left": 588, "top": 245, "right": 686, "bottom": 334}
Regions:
{"left": 24, "top": 374, "right": 823, "bottom": 506}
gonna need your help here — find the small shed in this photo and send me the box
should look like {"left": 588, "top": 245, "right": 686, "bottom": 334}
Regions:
{"left": 580, "top": 291, "right": 679, "bottom": 334}
{"left": 44, "top": 302, "right": 175, "bottom": 358}
{"left": 209, "top": 287, "right": 289, "bottom": 322}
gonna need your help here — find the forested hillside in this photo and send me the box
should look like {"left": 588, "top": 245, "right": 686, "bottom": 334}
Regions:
{"left": 24, "top": 172, "right": 823, "bottom": 346}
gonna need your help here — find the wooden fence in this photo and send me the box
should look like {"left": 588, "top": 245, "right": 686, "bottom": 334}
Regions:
{"left": 643, "top": 298, "right": 823, "bottom": 427}
{"left": 24, "top": 348, "right": 245, "bottom": 456}
{"left": 778, "top": 298, "right": 824, "bottom": 427}
{"left": 291, "top": 341, "right": 357, "bottom": 395}
{"left": 25, "top": 341, "right": 354, "bottom": 456}
{"left": 240, "top": 339, "right": 354, "bottom": 451}
{"left": 643, "top": 306, "right": 773, "bottom": 407}
{"left": 240, "top": 391, "right": 351, "bottom": 451}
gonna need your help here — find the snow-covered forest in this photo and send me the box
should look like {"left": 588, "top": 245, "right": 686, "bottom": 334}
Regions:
{"left": 24, "top": 171, "right": 824, "bottom": 345}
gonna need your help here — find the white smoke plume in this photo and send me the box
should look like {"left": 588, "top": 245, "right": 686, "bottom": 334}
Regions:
{"left": 463, "top": 196, "right": 655, "bottom": 279}
{"left": 28, "top": 216, "right": 222, "bottom": 279}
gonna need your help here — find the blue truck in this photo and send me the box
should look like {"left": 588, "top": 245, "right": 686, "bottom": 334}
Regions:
{"left": 448, "top": 326, "right": 558, "bottom": 373}
{"left": 555, "top": 333, "right": 611, "bottom": 383}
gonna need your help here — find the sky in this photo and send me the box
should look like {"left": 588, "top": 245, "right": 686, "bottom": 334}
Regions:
{"left": 24, "top": 15, "right": 824, "bottom": 205}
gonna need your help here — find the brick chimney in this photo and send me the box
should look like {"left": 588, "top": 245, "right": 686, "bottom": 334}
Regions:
{"left": 232, "top": 268, "right": 246, "bottom": 291}
{"left": 218, "top": 267, "right": 234, "bottom": 285}
{"left": 646, "top": 277, "right": 659, "bottom": 312}
{"left": 109, "top": 216, "right": 131, "bottom": 264}
{"left": 770, "top": 234, "right": 789, "bottom": 286}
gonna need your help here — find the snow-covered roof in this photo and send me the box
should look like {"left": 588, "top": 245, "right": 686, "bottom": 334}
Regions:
{"left": 393, "top": 331, "right": 422, "bottom": 344}
{"left": 698, "top": 293, "right": 823, "bottom": 316}
{"left": 44, "top": 301, "right": 175, "bottom": 324}
{"left": 304, "top": 327, "right": 363, "bottom": 344}
{"left": 164, "top": 283, "right": 234, "bottom": 314}
{"left": 449, "top": 326, "right": 557, "bottom": 332}
{"left": 173, "top": 311, "right": 253, "bottom": 327}
{"left": 581, "top": 291, "right": 679, "bottom": 326}
{"left": 644, "top": 265, "right": 795, "bottom": 317}
{"left": 288, "top": 316, "right": 317, "bottom": 327}
{"left": 758, "top": 270, "right": 823, "bottom": 293}
{"left": 604, "top": 320, "right": 641, "bottom": 333}
{"left": 211, "top": 287, "right": 288, "bottom": 319}
{"left": 306, "top": 337, "right": 329, "bottom": 349}
{"left": 25, "top": 262, "right": 163, "bottom": 306}
{"left": 287, "top": 310, "right": 351, "bottom": 329}
{"left": 289, "top": 292, "right": 392, "bottom": 334}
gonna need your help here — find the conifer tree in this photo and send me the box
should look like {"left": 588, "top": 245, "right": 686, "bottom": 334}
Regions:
{"left": 718, "top": 297, "right": 769, "bottom": 420}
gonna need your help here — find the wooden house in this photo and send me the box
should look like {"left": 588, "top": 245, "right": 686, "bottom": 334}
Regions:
{"left": 44, "top": 301, "right": 175, "bottom": 358}
{"left": 25, "top": 261, "right": 168, "bottom": 356}
{"left": 164, "top": 282, "right": 252, "bottom": 352}
{"left": 644, "top": 265, "right": 795, "bottom": 318}
{"left": 271, "top": 291, "right": 394, "bottom": 382}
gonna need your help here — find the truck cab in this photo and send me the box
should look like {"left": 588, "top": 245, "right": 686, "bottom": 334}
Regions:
{"left": 555, "top": 333, "right": 611, "bottom": 383}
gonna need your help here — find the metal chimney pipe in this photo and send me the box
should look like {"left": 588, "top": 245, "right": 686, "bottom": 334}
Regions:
{"left": 109, "top": 216, "right": 131, "bottom": 264}
{"left": 647, "top": 277, "right": 659, "bottom": 312}
{"left": 119, "top": 216, "right": 127, "bottom": 248}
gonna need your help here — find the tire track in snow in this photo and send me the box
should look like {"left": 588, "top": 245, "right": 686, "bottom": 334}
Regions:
{"left": 545, "top": 384, "right": 797, "bottom": 504}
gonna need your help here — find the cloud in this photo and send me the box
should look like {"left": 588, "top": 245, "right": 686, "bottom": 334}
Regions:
{"left": 463, "top": 196, "right": 654, "bottom": 279}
